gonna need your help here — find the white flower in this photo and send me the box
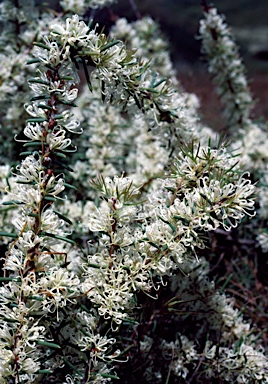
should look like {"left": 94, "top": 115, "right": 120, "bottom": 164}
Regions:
{"left": 24, "top": 123, "right": 44, "bottom": 141}
{"left": 39, "top": 268, "right": 80, "bottom": 317}
{"left": 16, "top": 184, "right": 42, "bottom": 206}
{"left": 46, "top": 129, "right": 72, "bottom": 151}
{"left": 82, "top": 259, "right": 135, "bottom": 324}
{"left": 63, "top": 118, "right": 82, "bottom": 133}
{"left": 62, "top": 88, "right": 78, "bottom": 102}
{"left": 161, "top": 334, "right": 197, "bottom": 379}
{"left": 25, "top": 102, "right": 47, "bottom": 118}
{"left": 60, "top": 0, "right": 87, "bottom": 14}
{"left": 0, "top": 165, "right": 10, "bottom": 178}
{"left": 0, "top": 347, "right": 14, "bottom": 378}
{"left": 43, "top": 176, "right": 65, "bottom": 197}
{"left": 257, "top": 232, "right": 268, "bottom": 253}
{"left": 50, "top": 15, "right": 90, "bottom": 48}
{"left": 88, "top": 203, "right": 111, "bottom": 232}
{"left": 16, "top": 155, "right": 42, "bottom": 182}
{"left": 33, "top": 38, "right": 62, "bottom": 66}
{"left": 41, "top": 208, "right": 65, "bottom": 234}
{"left": 16, "top": 231, "right": 42, "bottom": 250}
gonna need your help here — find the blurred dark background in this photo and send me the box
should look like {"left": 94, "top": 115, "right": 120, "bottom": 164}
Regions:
{"left": 113, "top": 0, "right": 268, "bottom": 68}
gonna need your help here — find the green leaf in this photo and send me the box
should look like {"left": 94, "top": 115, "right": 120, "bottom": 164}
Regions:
{"left": 53, "top": 210, "right": 73, "bottom": 225}
{"left": 27, "top": 295, "right": 44, "bottom": 301}
{"left": 30, "top": 95, "right": 50, "bottom": 101}
{"left": 61, "top": 76, "right": 74, "bottom": 81}
{"left": 15, "top": 180, "right": 37, "bottom": 185}
{"left": 26, "top": 58, "right": 40, "bottom": 64}
{"left": 27, "top": 117, "right": 47, "bottom": 123}
{"left": 158, "top": 215, "right": 176, "bottom": 233}
{"left": 36, "top": 340, "right": 61, "bottom": 349}
{"left": 28, "top": 78, "right": 50, "bottom": 85}
{"left": 100, "top": 40, "right": 120, "bottom": 52}
{"left": 161, "top": 244, "right": 169, "bottom": 251}
{"left": 55, "top": 151, "right": 66, "bottom": 158}
{"left": 141, "top": 87, "right": 159, "bottom": 94}
{"left": 87, "top": 263, "right": 101, "bottom": 269}
{"left": 200, "top": 192, "right": 213, "bottom": 205}
{"left": 50, "top": 30, "right": 61, "bottom": 35}
{"left": 122, "top": 318, "right": 139, "bottom": 325}
{"left": 37, "top": 369, "right": 53, "bottom": 374}
{"left": 37, "top": 104, "right": 52, "bottom": 110}
{"left": 44, "top": 63, "right": 56, "bottom": 71}
{"left": 62, "top": 357, "right": 83, "bottom": 376}
{"left": 133, "top": 93, "right": 143, "bottom": 111}
{"left": 87, "top": 19, "right": 93, "bottom": 30}
{"left": 100, "top": 373, "right": 120, "bottom": 380}
{"left": 63, "top": 182, "right": 77, "bottom": 190}
{"left": 0, "top": 232, "right": 18, "bottom": 238}
{"left": 164, "top": 186, "right": 176, "bottom": 193}
{"left": 173, "top": 215, "right": 190, "bottom": 226}
{"left": 28, "top": 213, "right": 39, "bottom": 217}
{"left": 0, "top": 277, "right": 21, "bottom": 282}
{"left": 3, "top": 317, "right": 20, "bottom": 323}
{"left": 19, "top": 151, "right": 34, "bottom": 156}
{"left": 0, "top": 206, "right": 17, "bottom": 213}
{"left": 43, "top": 196, "right": 56, "bottom": 202}
{"left": 23, "top": 142, "right": 42, "bottom": 147}
{"left": 72, "top": 57, "right": 80, "bottom": 70}
{"left": 33, "top": 41, "right": 50, "bottom": 50}
{"left": 148, "top": 241, "right": 159, "bottom": 249}
{"left": 151, "top": 78, "right": 166, "bottom": 88}
{"left": 40, "top": 232, "right": 76, "bottom": 245}
{"left": 54, "top": 114, "right": 64, "bottom": 120}
{"left": 81, "top": 57, "right": 92, "bottom": 92}
{"left": 80, "top": 304, "right": 90, "bottom": 313}
{"left": 59, "top": 100, "right": 77, "bottom": 107}
{"left": 2, "top": 200, "right": 24, "bottom": 205}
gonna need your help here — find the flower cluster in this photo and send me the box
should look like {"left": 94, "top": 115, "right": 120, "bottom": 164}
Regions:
{"left": 137, "top": 141, "right": 255, "bottom": 275}
{"left": 84, "top": 176, "right": 150, "bottom": 324}
{"left": 82, "top": 138, "right": 256, "bottom": 329}
{"left": 48, "top": 15, "right": 178, "bottom": 126}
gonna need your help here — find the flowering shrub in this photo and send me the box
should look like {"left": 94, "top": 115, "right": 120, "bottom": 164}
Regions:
{"left": 0, "top": 1, "right": 267, "bottom": 383}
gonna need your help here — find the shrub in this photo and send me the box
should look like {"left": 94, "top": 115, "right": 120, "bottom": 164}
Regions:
{"left": 0, "top": 1, "right": 267, "bottom": 383}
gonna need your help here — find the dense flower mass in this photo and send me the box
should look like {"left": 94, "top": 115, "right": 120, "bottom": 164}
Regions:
{"left": 0, "top": 2, "right": 267, "bottom": 383}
